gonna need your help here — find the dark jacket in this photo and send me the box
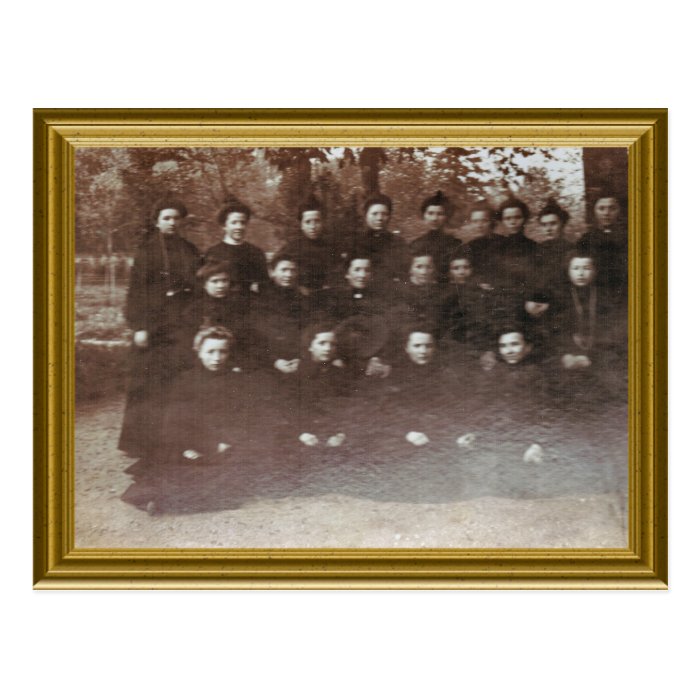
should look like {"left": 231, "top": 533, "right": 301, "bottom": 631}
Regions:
{"left": 125, "top": 233, "right": 201, "bottom": 337}
{"left": 250, "top": 285, "right": 312, "bottom": 365}
{"left": 160, "top": 364, "right": 256, "bottom": 461}
{"left": 577, "top": 226, "right": 628, "bottom": 301}
{"left": 276, "top": 235, "right": 335, "bottom": 291}
{"left": 337, "top": 228, "right": 409, "bottom": 288}
{"left": 409, "top": 229, "right": 464, "bottom": 283}
{"left": 205, "top": 240, "right": 269, "bottom": 294}
{"left": 466, "top": 230, "right": 538, "bottom": 293}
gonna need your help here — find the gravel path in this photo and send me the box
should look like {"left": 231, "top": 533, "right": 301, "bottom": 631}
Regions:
{"left": 74, "top": 397, "right": 628, "bottom": 549}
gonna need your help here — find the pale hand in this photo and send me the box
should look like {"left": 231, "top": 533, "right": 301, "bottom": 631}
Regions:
{"left": 133, "top": 330, "right": 149, "bottom": 348}
{"left": 274, "top": 359, "right": 300, "bottom": 374}
{"left": 327, "top": 433, "right": 346, "bottom": 447}
{"left": 406, "top": 431, "right": 429, "bottom": 446}
{"left": 299, "top": 433, "right": 319, "bottom": 446}
{"left": 456, "top": 433, "right": 476, "bottom": 448}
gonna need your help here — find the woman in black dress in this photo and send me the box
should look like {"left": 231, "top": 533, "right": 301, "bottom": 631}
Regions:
{"left": 118, "top": 198, "right": 201, "bottom": 457}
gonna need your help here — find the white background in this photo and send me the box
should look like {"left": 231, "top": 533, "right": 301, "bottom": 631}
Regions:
{"left": 2, "top": 2, "right": 695, "bottom": 698}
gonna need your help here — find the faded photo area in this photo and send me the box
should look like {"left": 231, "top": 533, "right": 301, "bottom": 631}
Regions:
{"left": 74, "top": 146, "right": 628, "bottom": 548}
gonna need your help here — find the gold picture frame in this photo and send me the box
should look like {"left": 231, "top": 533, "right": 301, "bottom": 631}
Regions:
{"left": 34, "top": 108, "right": 667, "bottom": 589}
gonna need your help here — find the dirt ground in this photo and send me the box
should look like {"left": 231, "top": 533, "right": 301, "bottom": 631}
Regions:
{"left": 74, "top": 397, "right": 628, "bottom": 549}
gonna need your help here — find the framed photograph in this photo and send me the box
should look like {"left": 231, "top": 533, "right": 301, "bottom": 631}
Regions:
{"left": 34, "top": 109, "right": 667, "bottom": 589}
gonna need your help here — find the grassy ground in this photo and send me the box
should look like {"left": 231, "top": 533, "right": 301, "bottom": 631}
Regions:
{"left": 75, "top": 285, "right": 130, "bottom": 401}
{"left": 75, "top": 284, "right": 129, "bottom": 340}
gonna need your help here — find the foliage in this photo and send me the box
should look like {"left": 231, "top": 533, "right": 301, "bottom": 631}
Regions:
{"left": 74, "top": 146, "right": 586, "bottom": 254}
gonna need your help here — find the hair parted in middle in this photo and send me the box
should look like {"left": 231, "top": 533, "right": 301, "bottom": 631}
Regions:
{"left": 537, "top": 198, "right": 570, "bottom": 225}
{"left": 420, "top": 190, "right": 453, "bottom": 217}
{"left": 297, "top": 193, "right": 324, "bottom": 220}
{"left": 217, "top": 196, "right": 253, "bottom": 226}
{"left": 496, "top": 196, "right": 530, "bottom": 222}
{"left": 363, "top": 192, "right": 393, "bottom": 215}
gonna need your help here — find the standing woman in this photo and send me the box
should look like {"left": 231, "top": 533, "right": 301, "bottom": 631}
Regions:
{"left": 118, "top": 198, "right": 201, "bottom": 457}
{"left": 276, "top": 194, "right": 334, "bottom": 294}
{"left": 533, "top": 199, "right": 572, "bottom": 288}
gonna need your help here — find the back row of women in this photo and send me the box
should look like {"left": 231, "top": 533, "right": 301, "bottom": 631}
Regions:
{"left": 117, "top": 188, "right": 628, "bottom": 462}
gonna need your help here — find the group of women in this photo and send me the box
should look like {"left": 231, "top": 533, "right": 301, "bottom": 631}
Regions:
{"left": 115, "top": 187, "right": 628, "bottom": 513}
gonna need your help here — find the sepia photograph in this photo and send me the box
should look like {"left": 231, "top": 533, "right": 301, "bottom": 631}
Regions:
{"left": 73, "top": 143, "right": 629, "bottom": 549}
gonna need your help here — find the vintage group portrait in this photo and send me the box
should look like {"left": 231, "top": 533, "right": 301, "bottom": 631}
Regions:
{"left": 34, "top": 109, "right": 667, "bottom": 588}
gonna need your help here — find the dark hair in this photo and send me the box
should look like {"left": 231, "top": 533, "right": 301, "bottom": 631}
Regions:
{"left": 217, "top": 198, "right": 252, "bottom": 226}
{"left": 524, "top": 287, "right": 552, "bottom": 304}
{"left": 538, "top": 198, "right": 570, "bottom": 225}
{"left": 151, "top": 198, "right": 188, "bottom": 223}
{"left": 593, "top": 192, "right": 621, "bottom": 207}
{"left": 196, "top": 260, "right": 233, "bottom": 283}
{"left": 404, "top": 326, "right": 436, "bottom": 343}
{"left": 420, "top": 190, "right": 452, "bottom": 217}
{"left": 495, "top": 324, "right": 531, "bottom": 345}
{"left": 448, "top": 248, "right": 472, "bottom": 264}
{"left": 297, "top": 194, "right": 324, "bottom": 220}
{"left": 363, "top": 193, "right": 393, "bottom": 215}
{"left": 344, "top": 252, "right": 373, "bottom": 272}
{"left": 193, "top": 326, "right": 234, "bottom": 352}
{"left": 301, "top": 322, "right": 336, "bottom": 350}
{"left": 565, "top": 247, "right": 596, "bottom": 267}
{"left": 269, "top": 251, "right": 299, "bottom": 270}
{"left": 496, "top": 196, "right": 530, "bottom": 223}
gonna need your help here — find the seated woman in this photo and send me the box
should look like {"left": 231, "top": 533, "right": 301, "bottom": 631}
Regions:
{"left": 409, "top": 190, "right": 463, "bottom": 283}
{"left": 121, "top": 327, "right": 258, "bottom": 514}
{"left": 177, "top": 260, "right": 251, "bottom": 370}
{"left": 439, "top": 249, "right": 496, "bottom": 358}
{"left": 276, "top": 194, "right": 335, "bottom": 294}
{"left": 160, "top": 327, "right": 250, "bottom": 463}
{"left": 387, "top": 249, "right": 444, "bottom": 337}
{"left": 319, "top": 251, "right": 386, "bottom": 322}
{"left": 379, "top": 327, "right": 464, "bottom": 447}
{"left": 287, "top": 323, "right": 354, "bottom": 449}
{"left": 249, "top": 253, "right": 311, "bottom": 376}
{"left": 554, "top": 250, "right": 626, "bottom": 371}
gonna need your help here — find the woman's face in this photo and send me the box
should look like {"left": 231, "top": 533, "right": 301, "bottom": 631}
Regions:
{"left": 470, "top": 210, "right": 493, "bottom": 237}
{"left": 593, "top": 198, "right": 620, "bottom": 229}
{"left": 449, "top": 258, "right": 472, "bottom": 284}
{"left": 498, "top": 332, "right": 530, "bottom": 364}
{"left": 204, "top": 273, "right": 231, "bottom": 299}
{"left": 405, "top": 332, "right": 435, "bottom": 365}
{"left": 501, "top": 207, "right": 525, "bottom": 236}
{"left": 223, "top": 212, "right": 248, "bottom": 244}
{"left": 409, "top": 255, "right": 436, "bottom": 286}
{"left": 568, "top": 257, "right": 596, "bottom": 287}
{"left": 423, "top": 205, "right": 447, "bottom": 230}
{"left": 539, "top": 213, "right": 563, "bottom": 240}
{"left": 198, "top": 338, "right": 230, "bottom": 372}
{"left": 365, "top": 204, "right": 390, "bottom": 231}
{"left": 346, "top": 259, "right": 372, "bottom": 289}
{"left": 156, "top": 208, "right": 182, "bottom": 236}
{"left": 270, "top": 260, "right": 298, "bottom": 288}
{"left": 300, "top": 210, "right": 323, "bottom": 240}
